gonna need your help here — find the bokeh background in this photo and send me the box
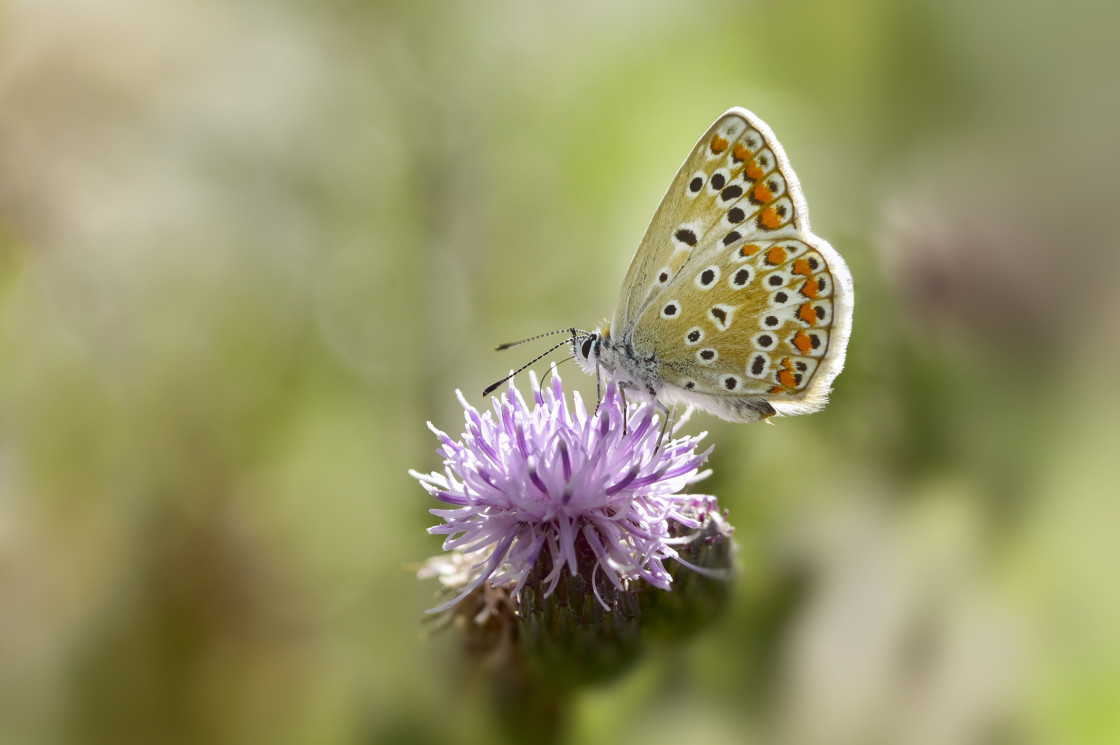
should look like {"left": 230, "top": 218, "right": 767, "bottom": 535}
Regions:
{"left": 1, "top": 0, "right": 1118, "bottom": 743}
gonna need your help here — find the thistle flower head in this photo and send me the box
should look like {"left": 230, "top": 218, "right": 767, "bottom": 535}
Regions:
{"left": 411, "top": 370, "right": 715, "bottom": 613}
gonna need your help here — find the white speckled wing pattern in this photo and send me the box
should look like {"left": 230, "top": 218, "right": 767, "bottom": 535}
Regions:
{"left": 613, "top": 108, "right": 853, "bottom": 420}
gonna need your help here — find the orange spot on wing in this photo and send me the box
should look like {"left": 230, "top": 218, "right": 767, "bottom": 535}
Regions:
{"left": 792, "top": 331, "right": 813, "bottom": 354}
{"left": 770, "top": 385, "right": 784, "bottom": 394}
{"left": 751, "top": 182, "right": 774, "bottom": 204}
{"left": 759, "top": 207, "right": 782, "bottom": 230}
{"left": 798, "top": 303, "right": 818, "bottom": 325}
{"left": 744, "top": 159, "right": 764, "bottom": 181}
{"left": 772, "top": 357, "right": 798, "bottom": 389}
{"left": 766, "top": 246, "right": 787, "bottom": 265}
{"left": 800, "top": 279, "right": 820, "bottom": 299}
{"left": 710, "top": 135, "right": 729, "bottom": 154}
{"left": 739, "top": 244, "right": 761, "bottom": 258}
{"left": 792, "top": 258, "right": 812, "bottom": 276}
{"left": 732, "top": 143, "right": 751, "bottom": 161}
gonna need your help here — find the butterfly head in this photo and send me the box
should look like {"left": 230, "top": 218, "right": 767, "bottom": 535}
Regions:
{"left": 572, "top": 324, "right": 608, "bottom": 376}
{"left": 573, "top": 323, "right": 666, "bottom": 404}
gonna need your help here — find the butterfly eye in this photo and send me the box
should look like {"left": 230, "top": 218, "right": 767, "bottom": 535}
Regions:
{"left": 580, "top": 337, "right": 594, "bottom": 359}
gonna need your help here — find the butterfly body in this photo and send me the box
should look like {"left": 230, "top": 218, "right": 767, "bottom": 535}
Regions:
{"left": 574, "top": 324, "right": 781, "bottom": 422}
{"left": 569, "top": 107, "right": 853, "bottom": 423}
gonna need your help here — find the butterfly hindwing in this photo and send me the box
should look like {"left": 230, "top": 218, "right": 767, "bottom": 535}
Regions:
{"left": 638, "top": 233, "right": 840, "bottom": 412}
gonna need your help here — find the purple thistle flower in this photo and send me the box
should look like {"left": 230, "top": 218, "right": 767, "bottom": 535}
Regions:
{"left": 411, "top": 370, "right": 717, "bottom": 613}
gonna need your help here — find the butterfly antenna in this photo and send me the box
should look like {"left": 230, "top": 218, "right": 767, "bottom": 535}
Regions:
{"left": 483, "top": 336, "right": 589, "bottom": 396}
{"left": 495, "top": 327, "right": 591, "bottom": 351}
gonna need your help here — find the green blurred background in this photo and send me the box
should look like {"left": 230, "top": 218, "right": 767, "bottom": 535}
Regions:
{"left": 1, "top": 0, "right": 1117, "bottom": 743}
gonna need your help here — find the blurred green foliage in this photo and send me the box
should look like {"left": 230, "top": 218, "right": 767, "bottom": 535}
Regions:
{"left": 1, "top": 0, "right": 1118, "bottom": 744}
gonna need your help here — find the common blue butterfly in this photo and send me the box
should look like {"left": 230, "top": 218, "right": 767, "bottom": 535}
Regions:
{"left": 490, "top": 108, "right": 853, "bottom": 423}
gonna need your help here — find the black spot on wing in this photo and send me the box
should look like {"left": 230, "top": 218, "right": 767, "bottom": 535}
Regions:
{"left": 720, "top": 185, "right": 743, "bottom": 202}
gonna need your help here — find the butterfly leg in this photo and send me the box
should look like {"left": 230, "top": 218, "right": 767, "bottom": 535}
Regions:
{"left": 655, "top": 401, "right": 675, "bottom": 451}
{"left": 594, "top": 360, "right": 603, "bottom": 414}
{"left": 618, "top": 384, "right": 630, "bottom": 436}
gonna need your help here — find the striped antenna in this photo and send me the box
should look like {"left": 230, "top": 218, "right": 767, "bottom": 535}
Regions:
{"left": 495, "top": 327, "right": 590, "bottom": 351}
{"left": 483, "top": 330, "right": 589, "bottom": 396}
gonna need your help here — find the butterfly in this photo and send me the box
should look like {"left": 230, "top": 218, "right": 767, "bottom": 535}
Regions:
{"left": 488, "top": 108, "right": 853, "bottom": 423}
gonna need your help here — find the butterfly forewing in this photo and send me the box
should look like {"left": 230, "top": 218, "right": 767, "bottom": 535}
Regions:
{"left": 612, "top": 110, "right": 805, "bottom": 335}
{"left": 616, "top": 108, "right": 852, "bottom": 420}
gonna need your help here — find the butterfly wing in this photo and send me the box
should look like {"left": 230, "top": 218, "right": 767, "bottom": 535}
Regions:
{"left": 618, "top": 108, "right": 853, "bottom": 422}
{"left": 611, "top": 110, "right": 786, "bottom": 334}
